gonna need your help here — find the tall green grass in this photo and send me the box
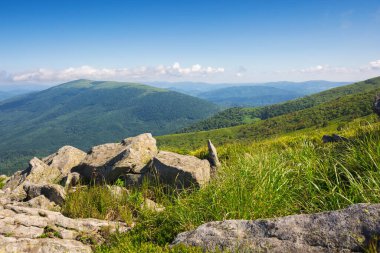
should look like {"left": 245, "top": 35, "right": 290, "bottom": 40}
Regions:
{"left": 63, "top": 124, "right": 380, "bottom": 252}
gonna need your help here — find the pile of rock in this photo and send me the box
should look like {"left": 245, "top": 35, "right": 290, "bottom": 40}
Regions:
{"left": 0, "top": 133, "right": 218, "bottom": 252}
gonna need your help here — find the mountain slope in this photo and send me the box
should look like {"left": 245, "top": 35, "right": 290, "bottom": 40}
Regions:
{"left": 158, "top": 76, "right": 380, "bottom": 152}
{"left": 181, "top": 76, "right": 380, "bottom": 133}
{"left": 0, "top": 79, "right": 220, "bottom": 174}
{"left": 197, "top": 86, "right": 303, "bottom": 107}
{"left": 148, "top": 80, "right": 349, "bottom": 97}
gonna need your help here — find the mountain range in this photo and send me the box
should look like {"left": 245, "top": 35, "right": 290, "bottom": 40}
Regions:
{"left": 0, "top": 79, "right": 219, "bottom": 174}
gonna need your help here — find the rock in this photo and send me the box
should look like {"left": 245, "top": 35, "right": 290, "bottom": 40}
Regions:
{"left": 207, "top": 140, "right": 221, "bottom": 173}
{"left": 322, "top": 134, "right": 348, "bottom": 143}
{"left": 374, "top": 94, "right": 380, "bottom": 117}
{"left": 62, "top": 172, "right": 81, "bottom": 188}
{"left": 172, "top": 203, "right": 380, "bottom": 253}
{"left": 124, "top": 173, "right": 144, "bottom": 187}
{"left": 0, "top": 204, "right": 130, "bottom": 251}
{"left": 42, "top": 146, "right": 87, "bottom": 179}
{"left": 141, "top": 198, "right": 165, "bottom": 212}
{"left": 75, "top": 133, "right": 158, "bottom": 183}
{"left": 0, "top": 235, "right": 92, "bottom": 253}
{"left": 23, "top": 183, "right": 66, "bottom": 206}
{"left": 106, "top": 185, "right": 128, "bottom": 199}
{"left": 14, "top": 195, "right": 61, "bottom": 211}
{"left": 149, "top": 151, "right": 211, "bottom": 188}
{"left": 4, "top": 158, "right": 62, "bottom": 200}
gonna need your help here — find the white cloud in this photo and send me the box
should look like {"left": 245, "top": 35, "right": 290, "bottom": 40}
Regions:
{"left": 1, "top": 63, "right": 225, "bottom": 83}
{"left": 370, "top": 60, "right": 380, "bottom": 69}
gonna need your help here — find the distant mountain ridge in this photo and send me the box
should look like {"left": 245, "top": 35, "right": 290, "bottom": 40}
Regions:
{"left": 196, "top": 86, "right": 303, "bottom": 107}
{"left": 148, "top": 80, "right": 350, "bottom": 96}
{"left": 180, "top": 76, "right": 379, "bottom": 133}
{"left": 0, "top": 79, "right": 220, "bottom": 174}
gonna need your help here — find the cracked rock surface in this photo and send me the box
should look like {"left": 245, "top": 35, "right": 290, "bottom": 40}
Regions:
{"left": 0, "top": 203, "right": 130, "bottom": 253}
{"left": 172, "top": 203, "right": 380, "bottom": 253}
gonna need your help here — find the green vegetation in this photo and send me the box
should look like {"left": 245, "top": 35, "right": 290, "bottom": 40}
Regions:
{"left": 0, "top": 79, "right": 220, "bottom": 175}
{"left": 181, "top": 76, "right": 380, "bottom": 132}
{"left": 0, "top": 177, "right": 5, "bottom": 189}
{"left": 62, "top": 117, "right": 380, "bottom": 252}
{"left": 197, "top": 86, "right": 303, "bottom": 107}
{"left": 57, "top": 77, "right": 380, "bottom": 252}
{"left": 160, "top": 77, "right": 380, "bottom": 152}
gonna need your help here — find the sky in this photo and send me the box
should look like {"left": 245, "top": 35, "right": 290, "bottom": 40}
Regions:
{"left": 0, "top": 0, "right": 380, "bottom": 85}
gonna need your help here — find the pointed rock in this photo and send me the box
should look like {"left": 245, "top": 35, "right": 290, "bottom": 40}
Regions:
{"left": 207, "top": 140, "right": 221, "bottom": 169}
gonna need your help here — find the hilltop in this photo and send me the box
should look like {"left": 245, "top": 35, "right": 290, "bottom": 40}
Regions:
{"left": 0, "top": 79, "right": 220, "bottom": 174}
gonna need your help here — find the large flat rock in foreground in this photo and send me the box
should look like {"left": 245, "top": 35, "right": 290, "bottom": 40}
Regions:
{"left": 172, "top": 203, "right": 380, "bottom": 252}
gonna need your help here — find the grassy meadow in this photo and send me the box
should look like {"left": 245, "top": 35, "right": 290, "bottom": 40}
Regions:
{"left": 61, "top": 114, "right": 380, "bottom": 252}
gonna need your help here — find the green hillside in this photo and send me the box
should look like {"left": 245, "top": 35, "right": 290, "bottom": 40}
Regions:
{"left": 181, "top": 76, "right": 380, "bottom": 133}
{"left": 158, "top": 76, "right": 380, "bottom": 152}
{"left": 0, "top": 79, "right": 220, "bottom": 174}
{"left": 197, "top": 86, "right": 303, "bottom": 107}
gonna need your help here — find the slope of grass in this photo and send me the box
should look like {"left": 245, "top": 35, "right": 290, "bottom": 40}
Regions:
{"left": 0, "top": 79, "right": 220, "bottom": 175}
{"left": 158, "top": 84, "right": 380, "bottom": 153}
{"left": 62, "top": 118, "right": 380, "bottom": 252}
{"left": 181, "top": 76, "right": 380, "bottom": 132}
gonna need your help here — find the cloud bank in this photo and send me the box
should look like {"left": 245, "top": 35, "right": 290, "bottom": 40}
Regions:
{"left": 0, "top": 63, "right": 225, "bottom": 83}
{"left": 0, "top": 60, "right": 379, "bottom": 84}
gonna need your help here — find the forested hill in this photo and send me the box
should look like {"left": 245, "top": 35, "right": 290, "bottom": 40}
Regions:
{"left": 196, "top": 86, "right": 303, "bottom": 107}
{"left": 0, "top": 79, "right": 220, "bottom": 174}
{"left": 180, "top": 76, "right": 380, "bottom": 133}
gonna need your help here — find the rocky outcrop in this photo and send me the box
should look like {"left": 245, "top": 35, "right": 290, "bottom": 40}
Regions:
{"left": 23, "top": 183, "right": 66, "bottom": 206}
{"left": 4, "top": 158, "right": 62, "bottom": 200}
{"left": 14, "top": 195, "right": 61, "bottom": 211}
{"left": 0, "top": 133, "right": 216, "bottom": 252}
{"left": 0, "top": 204, "right": 130, "bottom": 252}
{"left": 74, "top": 133, "right": 158, "bottom": 183}
{"left": 0, "top": 236, "right": 92, "bottom": 253}
{"left": 172, "top": 203, "right": 380, "bottom": 253}
{"left": 42, "top": 146, "right": 87, "bottom": 179}
{"left": 148, "top": 151, "right": 211, "bottom": 188}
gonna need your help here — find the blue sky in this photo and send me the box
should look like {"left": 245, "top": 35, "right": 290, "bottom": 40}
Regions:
{"left": 0, "top": 0, "right": 380, "bottom": 84}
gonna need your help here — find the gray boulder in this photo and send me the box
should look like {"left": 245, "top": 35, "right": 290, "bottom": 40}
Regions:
{"left": 42, "top": 146, "right": 87, "bottom": 179}
{"left": 4, "top": 158, "right": 61, "bottom": 200}
{"left": 75, "top": 133, "right": 158, "bottom": 183}
{"left": 149, "top": 151, "right": 211, "bottom": 188}
{"left": 172, "top": 203, "right": 380, "bottom": 252}
{"left": 23, "top": 183, "right": 66, "bottom": 206}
